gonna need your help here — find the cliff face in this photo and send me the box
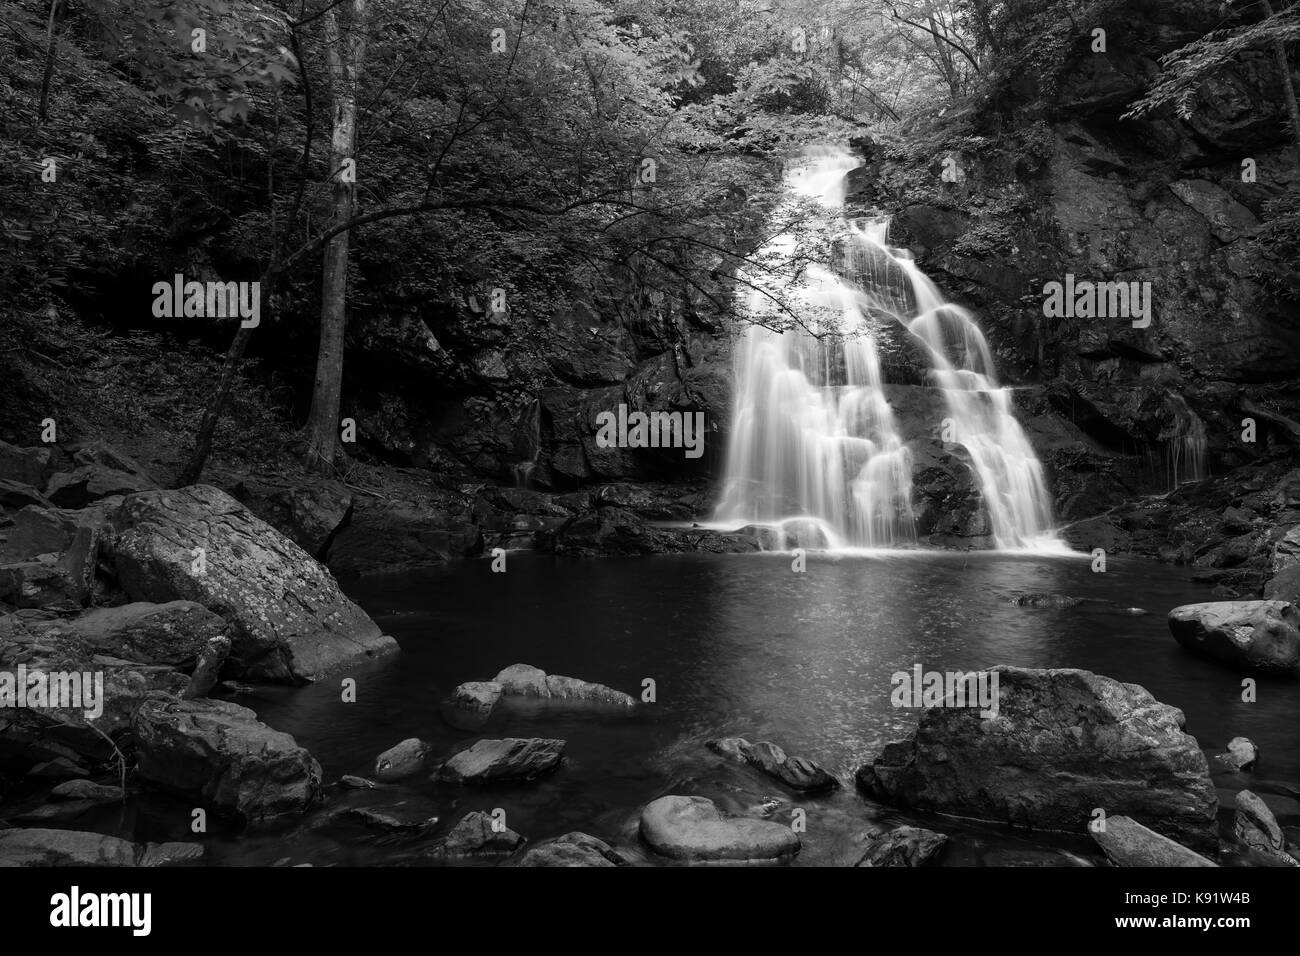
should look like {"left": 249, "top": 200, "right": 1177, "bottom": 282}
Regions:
{"left": 844, "top": 0, "right": 1300, "bottom": 541}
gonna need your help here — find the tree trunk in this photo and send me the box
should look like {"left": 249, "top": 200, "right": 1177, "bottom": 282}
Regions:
{"left": 1262, "top": 1, "right": 1300, "bottom": 156}
{"left": 37, "top": 0, "right": 60, "bottom": 123}
{"left": 303, "top": 0, "right": 367, "bottom": 474}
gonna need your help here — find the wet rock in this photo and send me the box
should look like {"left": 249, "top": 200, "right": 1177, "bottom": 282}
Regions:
{"left": 1091, "top": 815, "right": 1217, "bottom": 867}
{"left": 435, "top": 737, "right": 565, "bottom": 784}
{"left": 13, "top": 800, "right": 99, "bottom": 823}
{"left": 516, "top": 832, "right": 628, "bottom": 867}
{"left": 49, "top": 779, "right": 123, "bottom": 803}
{"left": 0, "top": 559, "right": 78, "bottom": 608}
{"left": 1168, "top": 601, "right": 1300, "bottom": 675}
{"left": 708, "top": 737, "right": 837, "bottom": 792}
{"left": 639, "top": 794, "right": 801, "bottom": 862}
{"left": 1010, "top": 593, "right": 1083, "bottom": 608}
{"left": 440, "top": 680, "right": 502, "bottom": 729}
{"left": 140, "top": 842, "right": 207, "bottom": 867}
{"left": 340, "top": 774, "right": 378, "bottom": 789}
{"left": 1233, "top": 790, "right": 1297, "bottom": 865}
{"left": 0, "top": 828, "right": 137, "bottom": 866}
{"left": 374, "top": 738, "right": 430, "bottom": 781}
{"left": 104, "top": 485, "right": 397, "bottom": 682}
{"left": 494, "top": 663, "right": 635, "bottom": 706}
{"left": 856, "top": 666, "right": 1219, "bottom": 851}
{"left": 428, "top": 811, "right": 526, "bottom": 858}
{"left": 183, "top": 634, "right": 231, "bottom": 699}
{"left": 855, "top": 825, "right": 949, "bottom": 867}
{"left": 26, "top": 601, "right": 226, "bottom": 668}
{"left": 554, "top": 507, "right": 674, "bottom": 556}
{"left": 133, "top": 697, "right": 323, "bottom": 826}
{"left": 341, "top": 805, "right": 438, "bottom": 831}
{"left": 1214, "top": 736, "right": 1258, "bottom": 772}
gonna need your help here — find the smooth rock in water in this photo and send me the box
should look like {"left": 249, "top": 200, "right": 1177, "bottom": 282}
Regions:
{"left": 1011, "top": 593, "right": 1083, "bottom": 608}
{"left": 1233, "top": 790, "right": 1296, "bottom": 864}
{"left": 708, "top": 737, "right": 837, "bottom": 793}
{"left": 49, "top": 779, "right": 123, "bottom": 803}
{"left": 133, "top": 697, "right": 323, "bottom": 826}
{"left": 516, "top": 832, "right": 627, "bottom": 867}
{"left": 28, "top": 757, "right": 89, "bottom": 780}
{"left": 435, "top": 737, "right": 565, "bottom": 784}
{"left": 340, "top": 774, "right": 378, "bottom": 789}
{"left": 856, "top": 666, "right": 1219, "bottom": 850}
{"left": 493, "top": 663, "right": 635, "bottom": 706}
{"left": 1215, "top": 736, "right": 1258, "bottom": 772}
{"left": 1168, "top": 601, "right": 1300, "bottom": 675}
{"left": 374, "top": 738, "right": 429, "bottom": 782}
{"left": 1091, "top": 815, "right": 1217, "bottom": 867}
{"left": 342, "top": 805, "right": 438, "bottom": 831}
{"left": 429, "top": 810, "right": 525, "bottom": 858}
{"left": 441, "top": 681, "right": 503, "bottom": 728}
{"left": 639, "top": 795, "right": 801, "bottom": 862}
{"left": 104, "top": 485, "right": 397, "bottom": 682}
{"left": 855, "top": 825, "right": 949, "bottom": 867}
{"left": 140, "top": 842, "right": 207, "bottom": 867}
{"left": 0, "top": 828, "right": 137, "bottom": 867}
{"left": 14, "top": 800, "right": 98, "bottom": 823}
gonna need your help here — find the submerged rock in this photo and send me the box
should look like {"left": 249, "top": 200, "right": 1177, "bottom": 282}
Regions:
{"left": 428, "top": 811, "right": 526, "bottom": 858}
{"left": 639, "top": 794, "right": 801, "bottom": 862}
{"left": 708, "top": 737, "right": 837, "bottom": 792}
{"left": 1091, "top": 815, "right": 1217, "bottom": 867}
{"left": 856, "top": 666, "right": 1218, "bottom": 850}
{"left": 516, "top": 832, "right": 628, "bottom": 867}
{"left": 1168, "top": 601, "right": 1300, "bottom": 675}
{"left": 373, "top": 738, "right": 430, "bottom": 782}
{"left": 133, "top": 697, "right": 323, "bottom": 826}
{"left": 435, "top": 737, "right": 565, "bottom": 784}
{"left": 855, "top": 825, "right": 949, "bottom": 867}
{"left": 49, "top": 779, "right": 123, "bottom": 803}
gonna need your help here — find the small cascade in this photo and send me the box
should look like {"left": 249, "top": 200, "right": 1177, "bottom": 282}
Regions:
{"left": 715, "top": 146, "right": 1056, "bottom": 550}
{"left": 513, "top": 398, "right": 542, "bottom": 488}
{"left": 1162, "top": 391, "right": 1208, "bottom": 489}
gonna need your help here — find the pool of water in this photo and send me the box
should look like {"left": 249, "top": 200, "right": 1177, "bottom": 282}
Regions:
{"left": 199, "top": 551, "right": 1298, "bottom": 866}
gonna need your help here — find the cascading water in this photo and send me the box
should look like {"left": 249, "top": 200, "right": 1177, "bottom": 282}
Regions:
{"left": 714, "top": 146, "right": 1057, "bottom": 550}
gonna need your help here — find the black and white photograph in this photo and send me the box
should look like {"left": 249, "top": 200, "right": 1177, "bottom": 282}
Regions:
{"left": 0, "top": 0, "right": 1295, "bottom": 935}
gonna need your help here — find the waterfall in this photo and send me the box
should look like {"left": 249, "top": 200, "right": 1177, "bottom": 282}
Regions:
{"left": 714, "top": 146, "right": 1057, "bottom": 550}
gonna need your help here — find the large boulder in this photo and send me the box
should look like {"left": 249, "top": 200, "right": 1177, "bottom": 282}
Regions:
{"left": 227, "top": 477, "right": 353, "bottom": 560}
{"left": 1168, "top": 601, "right": 1300, "bottom": 675}
{"left": 856, "top": 667, "right": 1219, "bottom": 850}
{"left": 0, "top": 828, "right": 138, "bottom": 866}
{"left": 0, "top": 504, "right": 106, "bottom": 608}
{"left": 104, "top": 485, "right": 397, "bottom": 682}
{"left": 435, "top": 737, "right": 565, "bottom": 784}
{"left": 0, "top": 441, "right": 54, "bottom": 488}
{"left": 24, "top": 601, "right": 227, "bottom": 668}
{"left": 1233, "top": 790, "right": 1297, "bottom": 865}
{"left": 639, "top": 795, "right": 801, "bottom": 862}
{"left": 132, "top": 697, "right": 323, "bottom": 826}
{"left": 1091, "top": 815, "right": 1218, "bottom": 867}
{"left": 45, "top": 464, "right": 154, "bottom": 507}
